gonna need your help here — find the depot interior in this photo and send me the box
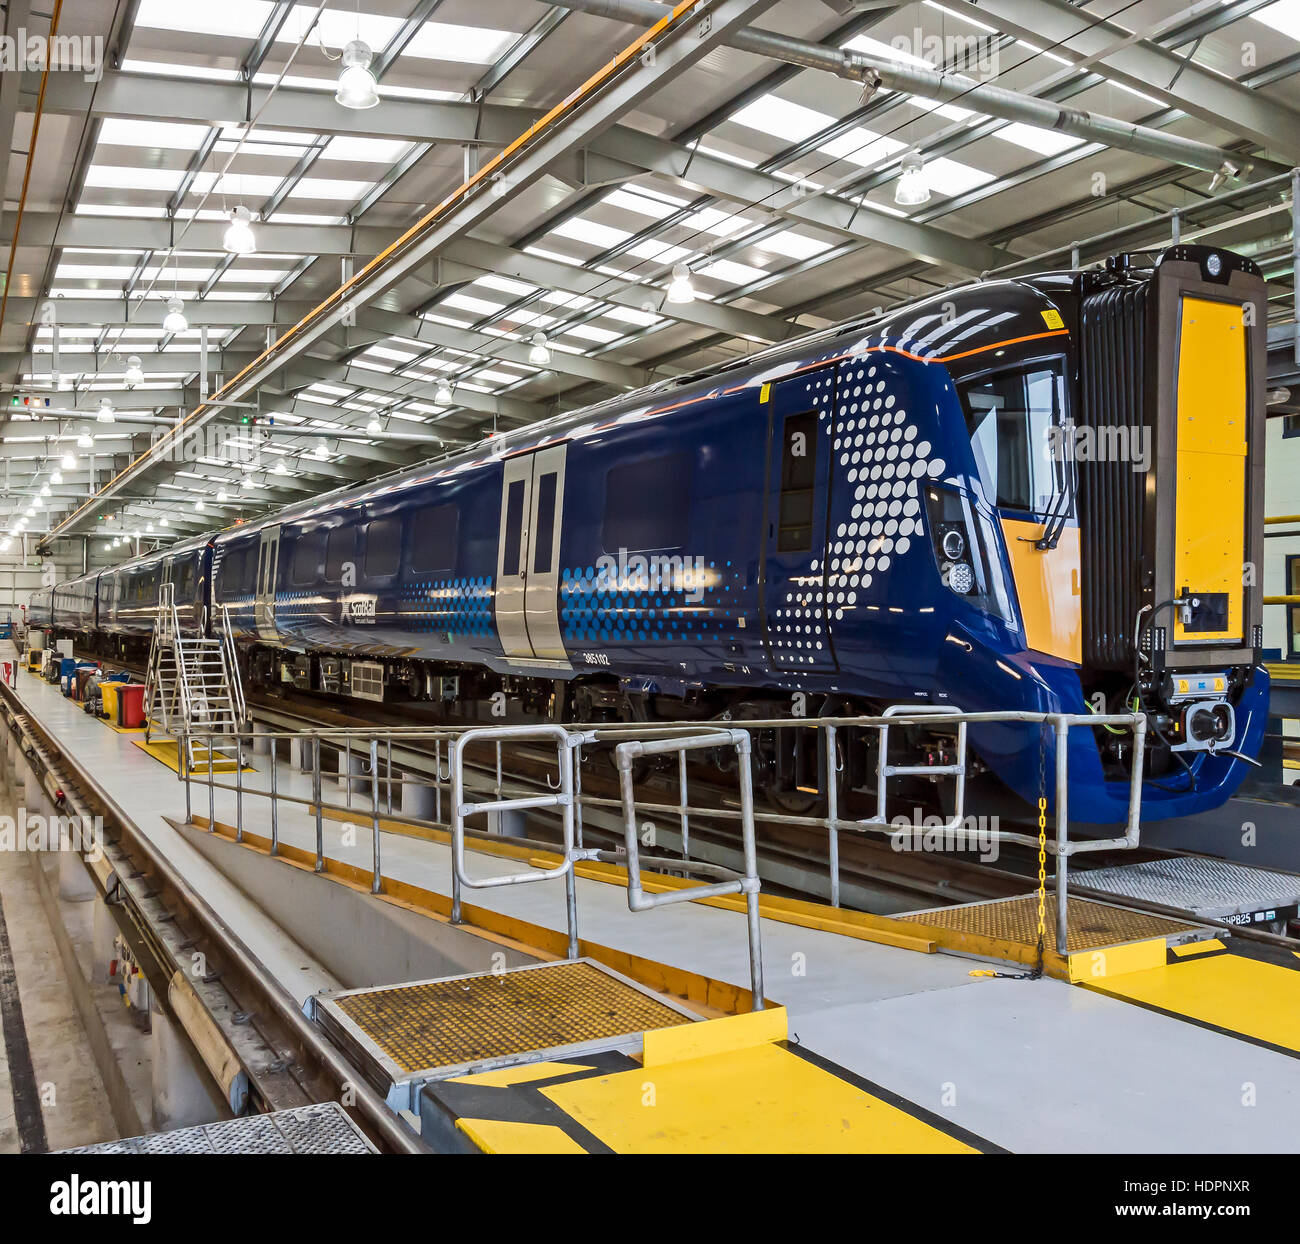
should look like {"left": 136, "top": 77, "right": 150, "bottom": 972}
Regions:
{"left": 0, "top": 0, "right": 1298, "bottom": 1159}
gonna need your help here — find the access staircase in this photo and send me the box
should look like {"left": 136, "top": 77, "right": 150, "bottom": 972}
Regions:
{"left": 144, "top": 582, "right": 247, "bottom": 774}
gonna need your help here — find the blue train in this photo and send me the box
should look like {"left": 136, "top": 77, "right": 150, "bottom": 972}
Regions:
{"left": 40, "top": 244, "right": 1269, "bottom": 825}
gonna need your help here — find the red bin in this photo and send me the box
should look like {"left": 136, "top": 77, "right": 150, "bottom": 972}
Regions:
{"left": 118, "top": 683, "right": 146, "bottom": 729}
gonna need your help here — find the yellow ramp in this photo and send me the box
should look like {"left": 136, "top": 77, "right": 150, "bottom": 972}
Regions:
{"left": 1085, "top": 946, "right": 1300, "bottom": 1055}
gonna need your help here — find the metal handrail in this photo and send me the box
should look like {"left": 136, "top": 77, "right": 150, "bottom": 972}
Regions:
{"left": 220, "top": 605, "right": 246, "bottom": 725}
{"left": 180, "top": 705, "right": 1151, "bottom": 969}
{"left": 614, "top": 729, "right": 764, "bottom": 1008}
{"left": 449, "top": 724, "right": 586, "bottom": 960}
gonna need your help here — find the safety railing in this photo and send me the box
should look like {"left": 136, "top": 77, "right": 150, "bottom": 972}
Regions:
{"left": 176, "top": 705, "right": 1148, "bottom": 977}
{"left": 449, "top": 724, "right": 584, "bottom": 960}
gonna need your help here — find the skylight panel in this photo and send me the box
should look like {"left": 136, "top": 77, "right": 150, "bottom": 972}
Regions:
{"left": 604, "top": 305, "right": 661, "bottom": 327}
{"left": 98, "top": 118, "right": 211, "bottom": 150}
{"left": 363, "top": 346, "right": 420, "bottom": 363}
{"left": 1254, "top": 1, "right": 1300, "bottom": 40}
{"left": 473, "top": 368, "right": 522, "bottom": 385}
{"left": 696, "top": 144, "right": 757, "bottom": 168}
{"left": 441, "top": 293, "right": 506, "bottom": 317}
{"left": 474, "top": 274, "right": 537, "bottom": 298}
{"left": 401, "top": 23, "right": 516, "bottom": 65}
{"left": 188, "top": 171, "right": 282, "bottom": 197}
{"left": 818, "top": 127, "right": 906, "bottom": 167}
{"left": 680, "top": 207, "right": 748, "bottom": 238}
{"left": 756, "top": 230, "right": 831, "bottom": 260}
{"left": 285, "top": 178, "right": 374, "bottom": 201}
{"left": 729, "top": 94, "right": 834, "bottom": 143}
{"left": 321, "top": 136, "right": 413, "bottom": 164}
{"left": 993, "top": 122, "right": 1084, "bottom": 156}
{"left": 562, "top": 324, "right": 622, "bottom": 344}
{"left": 925, "top": 157, "right": 995, "bottom": 196}
{"left": 549, "top": 218, "right": 632, "bottom": 250}
{"left": 277, "top": 6, "right": 402, "bottom": 50}
{"left": 83, "top": 166, "right": 185, "bottom": 192}
{"left": 134, "top": 0, "right": 274, "bottom": 38}
{"left": 698, "top": 257, "right": 768, "bottom": 286}
{"left": 627, "top": 239, "right": 691, "bottom": 264}
{"left": 539, "top": 291, "right": 595, "bottom": 311}
{"left": 602, "top": 188, "right": 680, "bottom": 220}
{"left": 75, "top": 203, "right": 169, "bottom": 218}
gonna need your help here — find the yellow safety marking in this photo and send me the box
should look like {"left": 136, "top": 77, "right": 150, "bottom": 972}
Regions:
{"left": 98, "top": 718, "right": 147, "bottom": 735}
{"left": 759, "top": 382, "right": 771, "bottom": 403}
{"left": 1172, "top": 938, "right": 1226, "bottom": 957}
{"left": 998, "top": 519, "right": 1081, "bottom": 663}
{"left": 1040, "top": 308, "right": 1064, "bottom": 329}
{"left": 132, "top": 738, "right": 253, "bottom": 775}
{"left": 557, "top": 858, "right": 937, "bottom": 953}
{"left": 543, "top": 1042, "right": 979, "bottom": 1154}
{"left": 456, "top": 1118, "right": 588, "bottom": 1154}
{"left": 190, "top": 814, "right": 749, "bottom": 1014}
{"left": 309, "top": 802, "right": 932, "bottom": 953}
{"left": 1087, "top": 951, "right": 1300, "bottom": 1053}
{"left": 642, "top": 1006, "right": 787, "bottom": 1067}
{"left": 446, "top": 1061, "right": 594, "bottom": 1088}
{"left": 1065, "top": 937, "right": 1167, "bottom": 982}
{"left": 1173, "top": 295, "right": 1247, "bottom": 645}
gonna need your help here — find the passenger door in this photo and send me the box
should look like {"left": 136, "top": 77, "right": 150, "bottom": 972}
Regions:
{"left": 254, "top": 526, "right": 280, "bottom": 642}
{"left": 760, "top": 374, "right": 838, "bottom": 673}
{"left": 495, "top": 445, "right": 568, "bottom": 663}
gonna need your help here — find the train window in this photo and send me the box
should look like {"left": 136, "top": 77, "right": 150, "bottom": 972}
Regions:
{"left": 533, "top": 474, "right": 558, "bottom": 574}
{"left": 175, "top": 561, "right": 194, "bottom": 598}
{"left": 363, "top": 517, "right": 401, "bottom": 578}
{"left": 502, "top": 480, "right": 526, "bottom": 576}
{"left": 220, "top": 548, "right": 240, "bottom": 594}
{"left": 958, "top": 361, "right": 1065, "bottom": 515}
{"left": 602, "top": 453, "right": 690, "bottom": 552}
{"left": 410, "top": 504, "right": 459, "bottom": 576}
{"left": 777, "top": 410, "right": 818, "bottom": 552}
{"left": 291, "top": 531, "right": 325, "bottom": 586}
{"left": 326, "top": 526, "right": 356, "bottom": 583}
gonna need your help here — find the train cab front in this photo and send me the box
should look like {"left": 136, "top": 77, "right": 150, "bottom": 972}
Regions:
{"left": 937, "top": 244, "right": 1269, "bottom": 824}
{"left": 1074, "top": 244, "right": 1269, "bottom": 821}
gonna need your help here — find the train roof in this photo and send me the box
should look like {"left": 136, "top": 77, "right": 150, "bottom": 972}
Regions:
{"left": 211, "top": 274, "right": 1069, "bottom": 543}
{"left": 85, "top": 267, "right": 1077, "bottom": 570}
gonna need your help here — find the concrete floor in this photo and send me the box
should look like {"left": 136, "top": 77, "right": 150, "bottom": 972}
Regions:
{"left": 0, "top": 828, "right": 118, "bottom": 1152}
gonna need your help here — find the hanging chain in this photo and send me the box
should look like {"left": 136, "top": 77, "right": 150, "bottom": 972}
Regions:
{"left": 1032, "top": 721, "right": 1049, "bottom": 979}
{"left": 971, "top": 721, "right": 1049, "bottom": 981}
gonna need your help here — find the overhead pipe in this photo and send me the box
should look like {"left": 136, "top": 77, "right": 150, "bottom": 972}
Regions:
{"left": 556, "top": 0, "right": 1250, "bottom": 178}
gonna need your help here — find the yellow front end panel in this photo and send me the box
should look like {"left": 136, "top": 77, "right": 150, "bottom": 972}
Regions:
{"left": 1173, "top": 296, "right": 1247, "bottom": 644}
{"left": 1000, "top": 518, "right": 1081, "bottom": 663}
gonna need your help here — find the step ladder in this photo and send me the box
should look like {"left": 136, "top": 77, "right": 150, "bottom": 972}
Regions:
{"left": 144, "top": 583, "right": 247, "bottom": 774}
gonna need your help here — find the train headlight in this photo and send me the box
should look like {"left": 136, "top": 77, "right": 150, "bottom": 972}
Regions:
{"left": 947, "top": 562, "right": 975, "bottom": 595}
{"left": 923, "top": 484, "right": 1018, "bottom": 627}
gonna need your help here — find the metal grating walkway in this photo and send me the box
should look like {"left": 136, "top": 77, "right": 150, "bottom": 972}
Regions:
{"left": 1076, "top": 856, "right": 1300, "bottom": 922}
{"left": 321, "top": 960, "right": 694, "bottom": 1081}
{"left": 901, "top": 894, "right": 1203, "bottom": 953}
{"left": 60, "top": 1103, "right": 375, "bottom": 1154}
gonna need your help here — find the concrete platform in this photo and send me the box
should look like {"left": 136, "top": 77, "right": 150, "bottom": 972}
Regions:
{"left": 12, "top": 667, "right": 1300, "bottom": 1153}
